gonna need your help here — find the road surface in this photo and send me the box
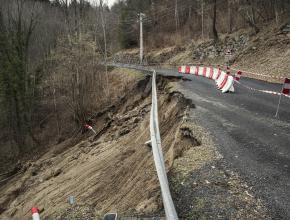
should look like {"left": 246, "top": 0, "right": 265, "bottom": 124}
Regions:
{"left": 114, "top": 63, "right": 290, "bottom": 219}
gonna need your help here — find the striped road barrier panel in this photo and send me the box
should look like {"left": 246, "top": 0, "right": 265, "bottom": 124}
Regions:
{"left": 150, "top": 71, "right": 178, "bottom": 220}
{"left": 178, "top": 65, "right": 235, "bottom": 93}
{"left": 235, "top": 71, "right": 242, "bottom": 81}
{"left": 218, "top": 74, "right": 235, "bottom": 93}
{"left": 282, "top": 78, "right": 290, "bottom": 95}
{"left": 275, "top": 78, "right": 290, "bottom": 117}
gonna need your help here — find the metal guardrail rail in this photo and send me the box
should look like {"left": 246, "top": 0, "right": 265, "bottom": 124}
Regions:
{"left": 149, "top": 70, "right": 178, "bottom": 220}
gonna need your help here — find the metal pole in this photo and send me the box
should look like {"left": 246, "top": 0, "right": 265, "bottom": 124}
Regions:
{"left": 275, "top": 86, "right": 284, "bottom": 117}
{"left": 140, "top": 13, "right": 143, "bottom": 65}
{"left": 175, "top": 0, "right": 179, "bottom": 32}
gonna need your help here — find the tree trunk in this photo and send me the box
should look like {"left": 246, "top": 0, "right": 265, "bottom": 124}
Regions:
{"left": 99, "top": 0, "right": 109, "bottom": 96}
{"left": 201, "top": 0, "right": 204, "bottom": 40}
{"left": 228, "top": 0, "right": 232, "bottom": 33}
{"left": 212, "top": 0, "right": 218, "bottom": 41}
{"left": 249, "top": 0, "right": 259, "bottom": 33}
{"left": 74, "top": 0, "right": 78, "bottom": 38}
{"left": 274, "top": 0, "right": 279, "bottom": 25}
{"left": 175, "top": 0, "right": 179, "bottom": 32}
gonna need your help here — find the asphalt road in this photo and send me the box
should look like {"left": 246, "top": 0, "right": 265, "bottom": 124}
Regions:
{"left": 114, "top": 63, "right": 290, "bottom": 219}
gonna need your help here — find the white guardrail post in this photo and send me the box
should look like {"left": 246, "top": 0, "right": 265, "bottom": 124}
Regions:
{"left": 150, "top": 70, "right": 178, "bottom": 220}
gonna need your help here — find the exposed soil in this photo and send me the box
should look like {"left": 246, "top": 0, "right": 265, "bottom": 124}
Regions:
{"left": 0, "top": 68, "right": 269, "bottom": 219}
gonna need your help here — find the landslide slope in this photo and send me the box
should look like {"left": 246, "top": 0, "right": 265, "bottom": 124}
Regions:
{"left": 0, "top": 69, "right": 190, "bottom": 219}
{"left": 0, "top": 68, "right": 270, "bottom": 220}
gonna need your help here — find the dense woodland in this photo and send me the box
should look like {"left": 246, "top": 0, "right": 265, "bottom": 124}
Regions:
{"left": 0, "top": 0, "right": 290, "bottom": 156}
{"left": 113, "top": 0, "right": 290, "bottom": 48}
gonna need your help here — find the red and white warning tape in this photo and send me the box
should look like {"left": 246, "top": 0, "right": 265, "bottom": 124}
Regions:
{"left": 235, "top": 80, "right": 290, "bottom": 99}
{"left": 208, "top": 64, "right": 287, "bottom": 81}
{"left": 230, "top": 66, "right": 285, "bottom": 80}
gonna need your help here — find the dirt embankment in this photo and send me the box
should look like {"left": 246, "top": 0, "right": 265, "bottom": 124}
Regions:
{"left": 0, "top": 68, "right": 269, "bottom": 219}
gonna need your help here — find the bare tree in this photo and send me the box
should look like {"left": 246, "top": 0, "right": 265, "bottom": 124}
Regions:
{"left": 274, "top": 0, "right": 279, "bottom": 25}
{"left": 201, "top": 0, "right": 204, "bottom": 40}
{"left": 238, "top": 1, "right": 259, "bottom": 34}
{"left": 0, "top": 0, "right": 56, "bottom": 149}
{"left": 99, "top": 0, "right": 109, "bottom": 95}
{"left": 212, "top": 0, "right": 218, "bottom": 41}
{"left": 228, "top": 0, "right": 232, "bottom": 33}
{"left": 175, "top": 0, "right": 180, "bottom": 32}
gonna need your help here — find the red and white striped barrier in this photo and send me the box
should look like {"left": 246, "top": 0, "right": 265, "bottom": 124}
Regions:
{"left": 184, "top": 63, "right": 285, "bottom": 81}
{"left": 212, "top": 68, "right": 221, "bottom": 80}
{"left": 215, "top": 71, "right": 226, "bottom": 87}
{"left": 282, "top": 78, "right": 290, "bottom": 95}
{"left": 178, "top": 65, "right": 190, "bottom": 74}
{"left": 275, "top": 78, "right": 290, "bottom": 117}
{"left": 235, "top": 71, "right": 242, "bottom": 81}
{"left": 31, "top": 207, "right": 40, "bottom": 220}
{"left": 178, "top": 65, "right": 235, "bottom": 93}
{"left": 216, "top": 73, "right": 235, "bottom": 93}
{"left": 198, "top": 66, "right": 205, "bottom": 77}
{"left": 190, "top": 66, "right": 197, "bottom": 75}
{"left": 226, "top": 66, "right": 231, "bottom": 75}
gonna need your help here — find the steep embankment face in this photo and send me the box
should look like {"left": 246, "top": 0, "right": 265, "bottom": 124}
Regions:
{"left": 0, "top": 68, "right": 190, "bottom": 219}
{"left": 0, "top": 68, "right": 269, "bottom": 219}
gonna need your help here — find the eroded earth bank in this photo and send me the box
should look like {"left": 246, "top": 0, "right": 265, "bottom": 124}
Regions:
{"left": 0, "top": 68, "right": 269, "bottom": 219}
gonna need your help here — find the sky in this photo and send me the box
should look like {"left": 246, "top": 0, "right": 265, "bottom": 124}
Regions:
{"left": 58, "top": 0, "right": 119, "bottom": 7}
{"left": 106, "top": 0, "right": 118, "bottom": 7}
{"left": 86, "top": 0, "right": 119, "bottom": 7}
